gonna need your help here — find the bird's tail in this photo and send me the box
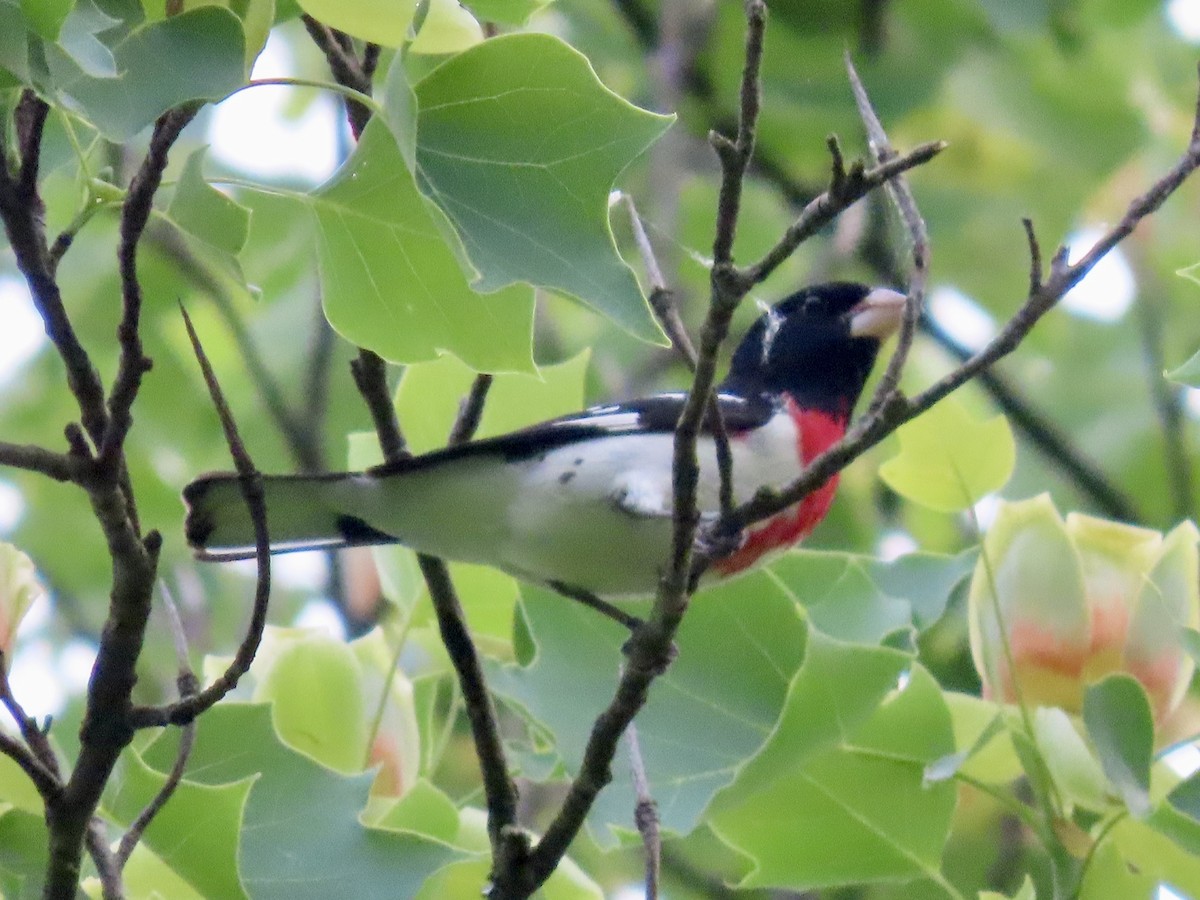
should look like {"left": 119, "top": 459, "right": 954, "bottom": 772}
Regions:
{"left": 183, "top": 472, "right": 395, "bottom": 561}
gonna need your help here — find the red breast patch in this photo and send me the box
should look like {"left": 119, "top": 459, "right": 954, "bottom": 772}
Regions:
{"left": 712, "top": 399, "right": 845, "bottom": 577}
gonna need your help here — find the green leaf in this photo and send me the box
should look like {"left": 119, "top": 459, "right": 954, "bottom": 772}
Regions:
{"left": 766, "top": 548, "right": 975, "bottom": 644}
{"left": 1083, "top": 674, "right": 1153, "bottom": 817}
{"left": 1166, "top": 344, "right": 1200, "bottom": 388}
{"left": 1082, "top": 817, "right": 1200, "bottom": 899}
{"left": 308, "top": 118, "right": 535, "bottom": 371}
{"left": 413, "top": 33, "right": 672, "bottom": 343}
{"left": 294, "top": 0, "right": 416, "bottom": 46}
{"left": 879, "top": 397, "right": 1016, "bottom": 512}
{"left": 45, "top": 6, "right": 246, "bottom": 140}
{"left": 1181, "top": 626, "right": 1200, "bottom": 666}
{"left": 0, "top": 808, "right": 49, "bottom": 899}
{"left": 410, "top": 0, "right": 483, "bottom": 54}
{"left": 493, "top": 573, "right": 807, "bottom": 840}
{"left": 167, "top": 148, "right": 248, "bottom": 254}
{"left": 417, "top": 855, "right": 604, "bottom": 900}
{"left": 939, "top": 692, "right": 1023, "bottom": 785}
{"left": 252, "top": 632, "right": 369, "bottom": 775}
{"left": 373, "top": 779, "right": 460, "bottom": 842}
{"left": 464, "top": 0, "right": 552, "bottom": 25}
{"left": 117, "top": 842, "right": 206, "bottom": 900}
{"left": 1032, "top": 706, "right": 1110, "bottom": 813}
{"left": 53, "top": 0, "right": 118, "bottom": 77}
{"left": 0, "top": 754, "right": 43, "bottom": 816}
{"left": 141, "top": 704, "right": 461, "bottom": 899}
{"left": 710, "top": 653, "right": 956, "bottom": 891}
{"left": 105, "top": 748, "right": 253, "bottom": 899}
{"left": 980, "top": 875, "right": 1036, "bottom": 900}
{"left": 20, "top": 0, "right": 73, "bottom": 39}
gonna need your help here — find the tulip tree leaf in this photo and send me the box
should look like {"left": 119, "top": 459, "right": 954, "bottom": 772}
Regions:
{"left": 709, "top": 652, "right": 956, "bottom": 891}
{"left": 140, "top": 704, "right": 461, "bottom": 899}
{"left": 767, "top": 548, "right": 976, "bottom": 644}
{"left": 104, "top": 748, "right": 252, "bottom": 899}
{"left": 0, "top": 808, "right": 50, "bottom": 899}
{"left": 293, "top": 0, "right": 417, "bottom": 46}
{"left": 19, "top": 0, "right": 73, "bottom": 40}
{"left": 464, "top": 0, "right": 553, "bottom": 25}
{"left": 252, "top": 633, "right": 369, "bottom": 775}
{"left": 493, "top": 573, "right": 808, "bottom": 841}
{"left": 413, "top": 33, "right": 672, "bottom": 343}
{"left": 879, "top": 396, "right": 1016, "bottom": 512}
{"left": 44, "top": 6, "right": 246, "bottom": 140}
{"left": 308, "top": 118, "right": 535, "bottom": 372}
{"left": 1167, "top": 346, "right": 1200, "bottom": 388}
{"left": 410, "top": 0, "right": 483, "bottom": 54}
{"left": 1083, "top": 674, "right": 1153, "bottom": 818}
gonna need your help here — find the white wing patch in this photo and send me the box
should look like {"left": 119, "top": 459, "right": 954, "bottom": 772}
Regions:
{"left": 609, "top": 469, "right": 671, "bottom": 518}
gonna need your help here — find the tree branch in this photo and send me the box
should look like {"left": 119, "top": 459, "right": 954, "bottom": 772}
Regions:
{"left": 520, "top": 5, "right": 774, "bottom": 893}
{"left": 100, "top": 105, "right": 199, "bottom": 480}
{"left": 128, "top": 305, "right": 271, "bottom": 729}
{"left": 116, "top": 585, "right": 198, "bottom": 868}
{"left": 712, "top": 93, "right": 1200, "bottom": 540}
{"left": 301, "top": 15, "right": 373, "bottom": 138}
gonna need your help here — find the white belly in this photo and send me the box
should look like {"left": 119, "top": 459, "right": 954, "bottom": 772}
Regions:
{"left": 355, "top": 411, "right": 803, "bottom": 596}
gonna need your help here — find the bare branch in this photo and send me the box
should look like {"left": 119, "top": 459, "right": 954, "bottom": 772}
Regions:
{"left": 129, "top": 305, "right": 270, "bottom": 728}
{"left": 100, "top": 105, "right": 198, "bottom": 478}
{"left": 714, "top": 95, "right": 1200, "bottom": 538}
{"left": 710, "top": 0, "right": 767, "bottom": 267}
{"left": 301, "top": 15, "right": 373, "bottom": 138}
{"left": 0, "top": 441, "right": 87, "bottom": 482}
{"left": 1022, "top": 218, "right": 1043, "bottom": 293}
{"left": 351, "top": 349, "right": 407, "bottom": 463}
{"left": 117, "top": 585, "right": 198, "bottom": 867}
{"left": 622, "top": 193, "right": 735, "bottom": 516}
{"left": 448, "top": 375, "right": 494, "bottom": 447}
{"left": 920, "top": 315, "right": 1139, "bottom": 521}
{"left": 626, "top": 722, "right": 661, "bottom": 899}
{"left": 743, "top": 139, "right": 945, "bottom": 288}
{"left": 523, "top": 4, "right": 772, "bottom": 892}
{"left": 844, "top": 54, "right": 928, "bottom": 419}
{"left": 0, "top": 655, "right": 61, "bottom": 802}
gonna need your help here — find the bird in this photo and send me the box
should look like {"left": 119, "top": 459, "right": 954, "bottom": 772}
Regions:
{"left": 184, "top": 282, "right": 905, "bottom": 602}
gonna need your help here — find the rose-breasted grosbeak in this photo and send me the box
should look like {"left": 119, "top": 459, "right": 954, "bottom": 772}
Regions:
{"left": 184, "top": 282, "right": 904, "bottom": 598}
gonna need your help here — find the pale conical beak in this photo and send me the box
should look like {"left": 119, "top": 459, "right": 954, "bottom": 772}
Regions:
{"left": 849, "top": 287, "right": 908, "bottom": 340}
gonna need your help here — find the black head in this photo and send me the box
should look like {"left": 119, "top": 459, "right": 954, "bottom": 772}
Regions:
{"left": 721, "top": 282, "right": 905, "bottom": 418}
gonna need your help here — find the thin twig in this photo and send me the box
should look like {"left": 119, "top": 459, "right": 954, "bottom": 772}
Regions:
{"left": 845, "top": 54, "right": 928, "bottom": 421}
{"left": 919, "top": 314, "right": 1139, "bottom": 521}
{"left": 86, "top": 817, "right": 121, "bottom": 899}
{"left": 626, "top": 721, "right": 661, "bottom": 899}
{"left": 448, "top": 375, "right": 494, "bottom": 446}
{"left": 713, "top": 89, "right": 1200, "bottom": 539}
{"left": 521, "top": 5, "right": 772, "bottom": 893}
{"left": 0, "top": 654, "right": 61, "bottom": 801}
{"left": 1135, "top": 274, "right": 1195, "bottom": 523}
{"left": 301, "top": 15, "right": 373, "bottom": 138}
{"left": 743, "top": 140, "right": 946, "bottom": 288}
{"left": 101, "top": 106, "right": 199, "bottom": 478}
{"left": 425, "top": 373, "right": 526, "bottom": 887}
{"left": 0, "top": 103, "right": 109, "bottom": 450}
{"left": 417, "top": 554, "right": 526, "bottom": 880}
{"left": 128, "top": 305, "right": 271, "bottom": 728}
{"left": 0, "top": 442, "right": 87, "bottom": 482}
{"left": 116, "top": 584, "right": 198, "bottom": 867}
{"left": 622, "top": 193, "right": 735, "bottom": 516}
{"left": 350, "top": 350, "right": 407, "bottom": 462}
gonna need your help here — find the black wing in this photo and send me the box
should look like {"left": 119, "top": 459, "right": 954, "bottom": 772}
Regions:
{"left": 366, "top": 390, "right": 776, "bottom": 477}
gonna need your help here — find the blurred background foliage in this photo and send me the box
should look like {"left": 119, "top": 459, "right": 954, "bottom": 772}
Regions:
{"left": 4, "top": 0, "right": 1200, "bottom": 896}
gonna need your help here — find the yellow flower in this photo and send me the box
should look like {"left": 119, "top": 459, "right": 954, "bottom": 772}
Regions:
{"left": 968, "top": 495, "right": 1199, "bottom": 720}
